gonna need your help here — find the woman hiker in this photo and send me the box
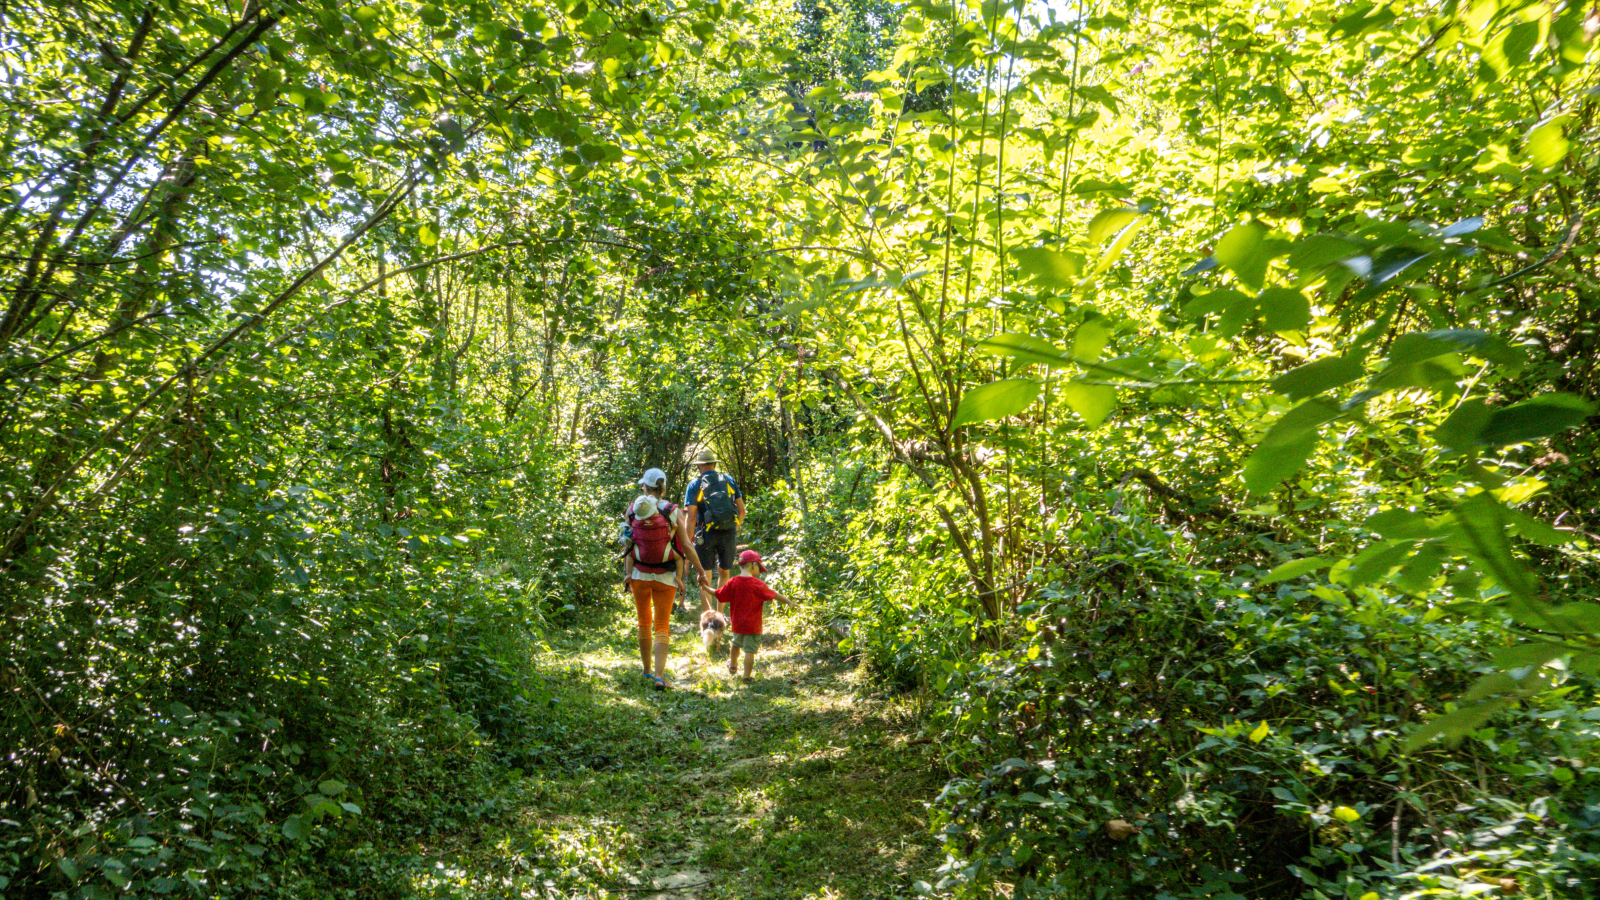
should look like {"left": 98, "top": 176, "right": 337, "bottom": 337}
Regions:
{"left": 622, "top": 468, "right": 709, "bottom": 689}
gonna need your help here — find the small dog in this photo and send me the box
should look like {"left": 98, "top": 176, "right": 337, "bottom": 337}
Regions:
{"left": 699, "top": 607, "right": 728, "bottom": 661}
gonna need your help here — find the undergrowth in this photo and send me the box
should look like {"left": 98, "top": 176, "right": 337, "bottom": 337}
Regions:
{"left": 822, "top": 469, "right": 1600, "bottom": 900}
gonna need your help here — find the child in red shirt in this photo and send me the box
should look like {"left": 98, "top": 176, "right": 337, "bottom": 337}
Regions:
{"left": 708, "top": 550, "right": 788, "bottom": 683}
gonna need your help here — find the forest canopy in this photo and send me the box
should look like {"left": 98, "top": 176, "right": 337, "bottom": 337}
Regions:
{"left": 2, "top": 0, "right": 1598, "bottom": 897}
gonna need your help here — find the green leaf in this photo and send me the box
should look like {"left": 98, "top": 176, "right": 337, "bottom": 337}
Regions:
{"left": 418, "top": 223, "right": 439, "bottom": 247}
{"left": 1072, "top": 319, "right": 1111, "bottom": 361}
{"left": 1243, "top": 399, "right": 1340, "bottom": 493}
{"left": 1071, "top": 178, "right": 1133, "bottom": 198}
{"left": 1272, "top": 353, "right": 1365, "bottom": 400}
{"left": 952, "top": 378, "right": 1042, "bottom": 427}
{"left": 1453, "top": 492, "right": 1541, "bottom": 612}
{"left": 318, "top": 779, "right": 347, "bottom": 795}
{"left": 1394, "top": 543, "right": 1448, "bottom": 593}
{"left": 1058, "top": 382, "right": 1117, "bottom": 427}
{"left": 1089, "top": 215, "right": 1149, "bottom": 276}
{"left": 1403, "top": 698, "right": 1511, "bottom": 751}
{"left": 1258, "top": 286, "right": 1310, "bottom": 332}
{"left": 1215, "top": 220, "right": 1269, "bottom": 291}
{"left": 1088, "top": 207, "right": 1141, "bottom": 245}
{"left": 1480, "top": 394, "right": 1593, "bottom": 447}
{"left": 1249, "top": 721, "right": 1270, "bottom": 743}
{"left": 1370, "top": 356, "right": 1466, "bottom": 394}
{"left": 282, "top": 815, "right": 308, "bottom": 842}
{"left": 1501, "top": 19, "right": 1540, "bottom": 64}
{"left": 1489, "top": 641, "right": 1567, "bottom": 672}
{"left": 1011, "top": 247, "right": 1081, "bottom": 288}
{"left": 1345, "top": 541, "right": 1413, "bottom": 588}
{"left": 975, "top": 333, "right": 1073, "bottom": 368}
{"left": 1545, "top": 602, "right": 1600, "bottom": 635}
{"left": 1386, "top": 329, "right": 1520, "bottom": 367}
{"left": 1364, "top": 509, "right": 1434, "bottom": 540}
{"left": 1526, "top": 116, "right": 1571, "bottom": 170}
{"left": 1260, "top": 556, "right": 1330, "bottom": 584}
{"left": 1506, "top": 507, "right": 1574, "bottom": 546}
{"left": 1435, "top": 399, "right": 1491, "bottom": 451}
{"left": 1289, "top": 233, "right": 1364, "bottom": 271}
{"left": 1181, "top": 287, "right": 1247, "bottom": 320}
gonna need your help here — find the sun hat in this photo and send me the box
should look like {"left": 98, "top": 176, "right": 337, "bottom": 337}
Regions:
{"left": 638, "top": 467, "right": 668, "bottom": 490}
{"left": 737, "top": 549, "right": 766, "bottom": 573}
{"left": 692, "top": 448, "right": 718, "bottom": 466}
{"left": 631, "top": 494, "right": 659, "bottom": 521}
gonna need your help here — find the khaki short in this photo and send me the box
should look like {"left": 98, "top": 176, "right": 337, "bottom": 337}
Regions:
{"left": 730, "top": 633, "right": 760, "bottom": 653}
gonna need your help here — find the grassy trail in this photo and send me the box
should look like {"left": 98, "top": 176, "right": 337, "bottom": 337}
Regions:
{"left": 417, "top": 602, "right": 945, "bottom": 900}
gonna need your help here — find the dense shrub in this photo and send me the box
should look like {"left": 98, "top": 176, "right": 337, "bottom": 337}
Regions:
{"left": 912, "top": 513, "right": 1600, "bottom": 899}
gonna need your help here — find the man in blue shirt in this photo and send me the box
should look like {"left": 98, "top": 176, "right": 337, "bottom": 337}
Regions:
{"left": 683, "top": 448, "right": 746, "bottom": 599}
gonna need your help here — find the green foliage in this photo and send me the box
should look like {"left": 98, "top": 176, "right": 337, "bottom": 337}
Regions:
{"left": 4, "top": 0, "right": 1600, "bottom": 894}
{"left": 924, "top": 515, "right": 1600, "bottom": 898}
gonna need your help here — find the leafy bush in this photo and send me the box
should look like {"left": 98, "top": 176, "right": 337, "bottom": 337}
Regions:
{"left": 922, "top": 511, "right": 1600, "bottom": 899}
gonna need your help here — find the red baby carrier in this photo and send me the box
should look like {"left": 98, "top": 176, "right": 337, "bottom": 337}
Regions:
{"left": 629, "top": 501, "right": 683, "bottom": 574}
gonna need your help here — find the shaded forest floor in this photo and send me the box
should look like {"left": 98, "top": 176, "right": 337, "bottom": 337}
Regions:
{"left": 407, "top": 602, "right": 945, "bottom": 900}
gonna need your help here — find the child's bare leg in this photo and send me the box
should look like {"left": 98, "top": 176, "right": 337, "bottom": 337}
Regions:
{"left": 727, "top": 646, "right": 739, "bottom": 675}
{"left": 742, "top": 648, "right": 754, "bottom": 680}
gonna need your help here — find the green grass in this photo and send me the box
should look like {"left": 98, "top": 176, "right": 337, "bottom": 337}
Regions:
{"left": 409, "top": 602, "right": 946, "bottom": 899}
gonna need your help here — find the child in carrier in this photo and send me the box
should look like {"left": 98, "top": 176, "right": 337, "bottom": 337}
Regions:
{"left": 621, "top": 469, "right": 707, "bottom": 690}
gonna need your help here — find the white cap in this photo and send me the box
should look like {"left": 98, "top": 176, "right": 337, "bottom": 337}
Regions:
{"left": 638, "top": 468, "right": 668, "bottom": 489}
{"left": 631, "top": 495, "right": 658, "bottom": 520}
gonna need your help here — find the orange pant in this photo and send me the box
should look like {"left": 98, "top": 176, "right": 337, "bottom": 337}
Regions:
{"left": 630, "top": 579, "right": 675, "bottom": 666}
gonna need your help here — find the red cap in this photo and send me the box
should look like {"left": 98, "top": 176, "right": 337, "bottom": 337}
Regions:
{"left": 737, "top": 549, "right": 767, "bottom": 572}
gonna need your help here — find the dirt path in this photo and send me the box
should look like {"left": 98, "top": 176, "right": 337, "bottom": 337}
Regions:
{"left": 413, "top": 604, "right": 946, "bottom": 900}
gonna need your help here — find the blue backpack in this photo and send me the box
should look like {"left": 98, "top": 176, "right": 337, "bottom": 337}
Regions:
{"left": 697, "top": 472, "right": 737, "bottom": 531}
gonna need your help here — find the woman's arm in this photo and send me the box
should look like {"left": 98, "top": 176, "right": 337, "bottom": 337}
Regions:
{"left": 676, "top": 513, "right": 709, "bottom": 584}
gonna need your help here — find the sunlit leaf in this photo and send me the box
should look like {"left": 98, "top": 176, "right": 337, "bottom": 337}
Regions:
{"left": 1011, "top": 247, "right": 1082, "bottom": 289}
{"left": 1526, "top": 116, "right": 1571, "bottom": 170}
{"left": 1088, "top": 207, "right": 1141, "bottom": 245}
{"left": 1058, "top": 382, "right": 1117, "bottom": 427}
{"left": 975, "top": 333, "right": 1073, "bottom": 368}
{"left": 1272, "top": 353, "right": 1365, "bottom": 400}
{"left": 1072, "top": 319, "right": 1111, "bottom": 361}
{"left": 1215, "top": 221, "right": 1271, "bottom": 292}
{"left": 951, "top": 378, "right": 1042, "bottom": 427}
{"left": 1088, "top": 215, "right": 1149, "bottom": 276}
